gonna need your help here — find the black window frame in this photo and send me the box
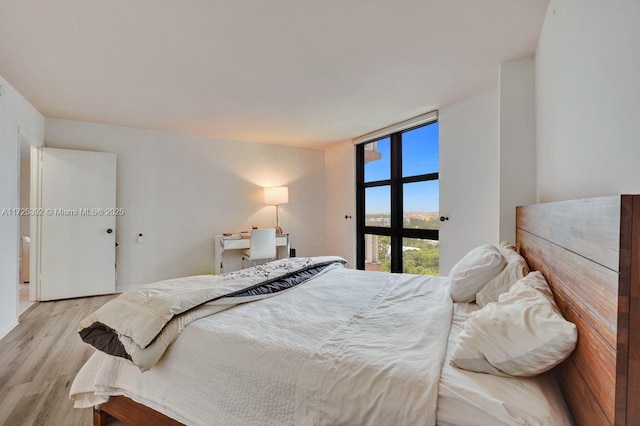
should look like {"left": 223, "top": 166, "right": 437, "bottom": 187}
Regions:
{"left": 356, "top": 122, "right": 439, "bottom": 272}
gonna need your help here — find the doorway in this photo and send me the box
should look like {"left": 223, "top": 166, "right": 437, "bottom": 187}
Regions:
{"left": 18, "top": 138, "right": 35, "bottom": 315}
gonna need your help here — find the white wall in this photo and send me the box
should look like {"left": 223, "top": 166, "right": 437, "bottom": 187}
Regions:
{"left": 324, "top": 141, "right": 356, "bottom": 267}
{"left": 439, "top": 90, "right": 500, "bottom": 274}
{"left": 45, "top": 119, "right": 325, "bottom": 290}
{"left": 322, "top": 89, "right": 527, "bottom": 275}
{"left": 536, "top": 0, "right": 640, "bottom": 202}
{"left": 499, "top": 58, "right": 536, "bottom": 243}
{"left": 0, "top": 75, "right": 45, "bottom": 338}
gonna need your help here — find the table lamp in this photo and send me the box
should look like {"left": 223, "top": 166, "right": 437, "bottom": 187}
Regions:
{"left": 264, "top": 186, "right": 288, "bottom": 234}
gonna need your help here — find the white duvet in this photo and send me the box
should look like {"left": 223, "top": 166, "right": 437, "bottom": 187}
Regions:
{"left": 78, "top": 256, "right": 346, "bottom": 371}
{"left": 71, "top": 268, "right": 453, "bottom": 425}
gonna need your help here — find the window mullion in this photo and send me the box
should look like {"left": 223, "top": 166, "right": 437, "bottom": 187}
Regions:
{"left": 363, "top": 179, "right": 392, "bottom": 188}
{"left": 402, "top": 172, "right": 439, "bottom": 184}
{"left": 390, "top": 132, "right": 403, "bottom": 273}
{"left": 355, "top": 144, "right": 365, "bottom": 270}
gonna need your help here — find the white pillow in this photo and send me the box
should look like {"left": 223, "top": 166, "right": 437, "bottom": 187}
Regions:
{"left": 449, "top": 244, "right": 506, "bottom": 302}
{"left": 475, "top": 241, "right": 529, "bottom": 307}
{"left": 450, "top": 271, "right": 577, "bottom": 377}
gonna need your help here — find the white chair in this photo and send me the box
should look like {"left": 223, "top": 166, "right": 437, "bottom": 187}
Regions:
{"left": 242, "top": 228, "right": 277, "bottom": 267}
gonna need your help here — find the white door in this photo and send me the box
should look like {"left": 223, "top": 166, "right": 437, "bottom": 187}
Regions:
{"left": 40, "top": 148, "right": 117, "bottom": 300}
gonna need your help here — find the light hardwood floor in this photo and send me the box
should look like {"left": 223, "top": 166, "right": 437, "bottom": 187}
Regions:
{"left": 0, "top": 295, "right": 116, "bottom": 426}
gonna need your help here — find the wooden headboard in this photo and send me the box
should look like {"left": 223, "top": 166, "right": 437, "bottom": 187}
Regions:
{"left": 516, "top": 195, "right": 639, "bottom": 426}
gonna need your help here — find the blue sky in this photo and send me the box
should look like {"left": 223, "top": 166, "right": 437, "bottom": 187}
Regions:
{"left": 365, "top": 122, "right": 439, "bottom": 213}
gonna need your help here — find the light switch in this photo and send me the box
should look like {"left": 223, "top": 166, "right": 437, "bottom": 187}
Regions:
{"left": 137, "top": 233, "right": 144, "bottom": 243}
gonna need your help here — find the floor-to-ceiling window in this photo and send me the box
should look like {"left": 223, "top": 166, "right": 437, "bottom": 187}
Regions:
{"left": 356, "top": 121, "right": 439, "bottom": 274}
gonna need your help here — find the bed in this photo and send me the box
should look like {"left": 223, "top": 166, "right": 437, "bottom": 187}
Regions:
{"left": 71, "top": 195, "right": 640, "bottom": 425}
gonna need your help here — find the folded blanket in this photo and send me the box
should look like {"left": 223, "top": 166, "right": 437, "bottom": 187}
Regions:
{"left": 79, "top": 256, "right": 346, "bottom": 371}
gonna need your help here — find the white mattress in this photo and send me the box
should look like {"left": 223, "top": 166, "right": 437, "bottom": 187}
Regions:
{"left": 437, "top": 302, "right": 573, "bottom": 425}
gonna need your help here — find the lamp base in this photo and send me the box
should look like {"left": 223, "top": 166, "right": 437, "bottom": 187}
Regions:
{"left": 275, "top": 225, "right": 283, "bottom": 235}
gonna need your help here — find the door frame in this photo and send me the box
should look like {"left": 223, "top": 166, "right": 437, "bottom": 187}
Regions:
{"left": 18, "top": 132, "right": 43, "bottom": 303}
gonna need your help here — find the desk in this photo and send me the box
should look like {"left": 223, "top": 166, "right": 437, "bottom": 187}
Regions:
{"left": 214, "top": 234, "right": 290, "bottom": 274}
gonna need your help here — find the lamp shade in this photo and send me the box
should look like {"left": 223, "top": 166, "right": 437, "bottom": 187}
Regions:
{"left": 264, "top": 186, "right": 289, "bottom": 205}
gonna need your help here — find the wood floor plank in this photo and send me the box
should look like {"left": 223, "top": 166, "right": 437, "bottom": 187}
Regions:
{"left": 0, "top": 294, "right": 116, "bottom": 426}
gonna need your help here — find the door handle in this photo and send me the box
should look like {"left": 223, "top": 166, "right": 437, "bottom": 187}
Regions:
{"left": 106, "top": 228, "right": 113, "bottom": 234}
{"left": 439, "top": 216, "right": 449, "bottom": 222}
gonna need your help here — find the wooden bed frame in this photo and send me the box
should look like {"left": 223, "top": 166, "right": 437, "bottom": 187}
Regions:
{"left": 93, "top": 195, "right": 639, "bottom": 425}
{"left": 516, "top": 195, "right": 639, "bottom": 426}
{"left": 94, "top": 395, "right": 182, "bottom": 426}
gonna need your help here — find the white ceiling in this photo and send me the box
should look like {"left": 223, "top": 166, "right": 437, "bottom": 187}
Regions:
{"left": 0, "top": 1, "right": 548, "bottom": 149}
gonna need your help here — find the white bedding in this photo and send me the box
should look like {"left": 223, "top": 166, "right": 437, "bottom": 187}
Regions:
{"left": 71, "top": 268, "right": 572, "bottom": 425}
{"left": 78, "top": 256, "right": 346, "bottom": 371}
{"left": 295, "top": 273, "right": 452, "bottom": 425}
{"left": 437, "top": 303, "right": 572, "bottom": 425}
{"left": 71, "top": 268, "right": 452, "bottom": 425}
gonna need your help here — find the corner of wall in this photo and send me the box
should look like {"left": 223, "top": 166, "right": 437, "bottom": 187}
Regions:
{"left": 0, "top": 74, "right": 45, "bottom": 338}
{"left": 0, "top": 321, "right": 19, "bottom": 342}
{"left": 499, "top": 57, "right": 536, "bottom": 243}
